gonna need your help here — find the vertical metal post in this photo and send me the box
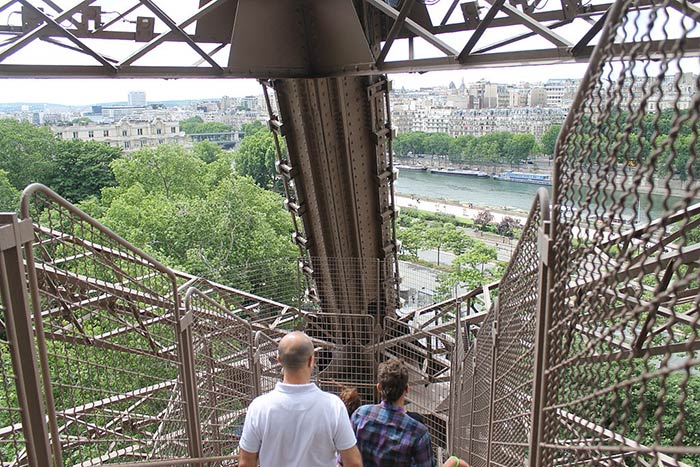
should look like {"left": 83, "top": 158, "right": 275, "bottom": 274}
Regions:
{"left": 177, "top": 298, "right": 203, "bottom": 459}
{"left": 467, "top": 339, "right": 477, "bottom": 466}
{"left": 22, "top": 215, "right": 64, "bottom": 467}
{"left": 447, "top": 297, "right": 463, "bottom": 454}
{"left": 529, "top": 218, "right": 553, "bottom": 467}
{"left": 0, "top": 214, "right": 53, "bottom": 467}
{"left": 486, "top": 299, "right": 499, "bottom": 467}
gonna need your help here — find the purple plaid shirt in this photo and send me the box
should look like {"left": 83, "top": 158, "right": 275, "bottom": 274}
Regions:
{"left": 350, "top": 402, "right": 435, "bottom": 467}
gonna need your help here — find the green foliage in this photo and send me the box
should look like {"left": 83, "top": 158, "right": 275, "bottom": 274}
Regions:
{"left": 234, "top": 129, "right": 283, "bottom": 191}
{"left": 193, "top": 140, "right": 223, "bottom": 163}
{"left": 434, "top": 240, "right": 499, "bottom": 298}
{"left": 475, "top": 210, "right": 494, "bottom": 230}
{"left": 241, "top": 120, "right": 266, "bottom": 138}
{"left": 394, "top": 130, "right": 543, "bottom": 163}
{"left": 100, "top": 143, "right": 296, "bottom": 289}
{"left": 541, "top": 124, "right": 561, "bottom": 156}
{"left": 110, "top": 144, "right": 207, "bottom": 199}
{"left": 0, "top": 118, "right": 58, "bottom": 189}
{"left": 0, "top": 169, "right": 19, "bottom": 212}
{"left": 49, "top": 139, "right": 122, "bottom": 203}
{"left": 179, "top": 116, "right": 231, "bottom": 134}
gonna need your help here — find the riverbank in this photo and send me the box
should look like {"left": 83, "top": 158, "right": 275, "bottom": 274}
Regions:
{"left": 395, "top": 194, "right": 529, "bottom": 224}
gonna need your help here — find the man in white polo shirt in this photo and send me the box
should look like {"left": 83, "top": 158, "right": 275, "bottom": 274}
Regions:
{"left": 239, "top": 331, "right": 363, "bottom": 467}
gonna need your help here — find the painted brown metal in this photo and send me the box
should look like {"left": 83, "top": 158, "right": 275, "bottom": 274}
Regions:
{"left": 274, "top": 76, "right": 398, "bottom": 323}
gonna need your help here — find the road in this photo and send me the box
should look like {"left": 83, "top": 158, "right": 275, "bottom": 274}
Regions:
{"left": 397, "top": 195, "right": 520, "bottom": 263}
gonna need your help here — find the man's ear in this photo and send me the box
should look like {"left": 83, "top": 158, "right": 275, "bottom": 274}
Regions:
{"left": 404, "top": 384, "right": 409, "bottom": 395}
{"left": 308, "top": 354, "right": 314, "bottom": 368}
{"left": 376, "top": 383, "right": 382, "bottom": 394}
{"left": 277, "top": 355, "right": 282, "bottom": 365}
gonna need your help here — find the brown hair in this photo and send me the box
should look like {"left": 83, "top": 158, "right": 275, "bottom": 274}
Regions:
{"left": 339, "top": 386, "right": 361, "bottom": 416}
{"left": 378, "top": 358, "right": 408, "bottom": 403}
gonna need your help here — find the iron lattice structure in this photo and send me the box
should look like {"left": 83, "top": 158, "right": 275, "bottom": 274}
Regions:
{"left": 1, "top": 0, "right": 700, "bottom": 78}
{"left": 0, "top": 1, "right": 700, "bottom": 467}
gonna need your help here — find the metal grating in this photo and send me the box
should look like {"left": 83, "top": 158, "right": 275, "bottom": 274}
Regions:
{"left": 184, "top": 288, "right": 258, "bottom": 462}
{"left": 20, "top": 185, "right": 191, "bottom": 465}
{"left": 451, "top": 190, "right": 549, "bottom": 466}
{"left": 542, "top": 0, "right": 700, "bottom": 465}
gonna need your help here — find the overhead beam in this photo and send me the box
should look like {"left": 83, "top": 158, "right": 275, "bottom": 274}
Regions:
{"left": 365, "top": 0, "right": 458, "bottom": 57}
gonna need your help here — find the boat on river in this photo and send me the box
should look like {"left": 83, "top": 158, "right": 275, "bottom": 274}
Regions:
{"left": 395, "top": 164, "right": 428, "bottom": 172}
{"left": 428, "top": 168, "right": 489, "bottom": 177}
{"left": 492, "top": 171, "right": 552, "bottom": 185}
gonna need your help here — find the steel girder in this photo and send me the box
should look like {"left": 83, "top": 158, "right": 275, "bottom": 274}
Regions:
{"left": 1, "top": 0, "right": 699, "bottom": 79}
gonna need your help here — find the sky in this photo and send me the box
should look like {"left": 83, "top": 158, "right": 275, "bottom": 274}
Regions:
{"left": 0, "top": 64, "right": 590, "bottom": 106}
{"left": 0, "top": 0, "right": 596, "bottom": 106}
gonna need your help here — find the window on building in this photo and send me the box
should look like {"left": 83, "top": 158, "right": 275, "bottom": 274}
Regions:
{"left": 122, "top": 130, "right": 128, "bottom": 136}
{"left": 137, "top": 128, "right": 143, "bottom": 135}
{"left": 124, "top": 141, "right": 130, "bottom": 149}
{"left": 88, "top": 130, "right": 94, "bottom": 138}
{"left": 72, "top": 131, "right": 78, "bottom": 139}
{"left": 171, "top": 126, "right": 176, "bottom": 133}
{"left": 103, "top": 130, "right": 109, "bottom": 137}
{"left": 156, "top": 128, "right": 162, "bottom": 135}
{"left": 158, "top": 139, "right": 164, "bottom": 145}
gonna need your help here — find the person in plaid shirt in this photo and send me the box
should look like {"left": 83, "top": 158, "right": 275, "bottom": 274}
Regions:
{"left": 350, "top": 358, "right": 435, "bottom": 467}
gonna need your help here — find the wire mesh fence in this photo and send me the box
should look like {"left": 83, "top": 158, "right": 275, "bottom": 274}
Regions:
{"left": 19, "top": 185, "right": 192, "bottom": 465}
{"left": 0, "top": 333, "right": 27, "bottom": 466}
{"left": 543, "top": 0, "right": 700, "bottom": 465}
{"left": 450, "top": 190, "right": 548, "bottom": 466}
{"left": 0, "top": 186, "right": 474, "bottom": 466}
{"left": 184, "top": 288, "right": 258, "bottom": 462}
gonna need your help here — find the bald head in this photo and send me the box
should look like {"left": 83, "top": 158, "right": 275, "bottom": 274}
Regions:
{"left": 278, "top": 331, "right": 314, "bottom": 371}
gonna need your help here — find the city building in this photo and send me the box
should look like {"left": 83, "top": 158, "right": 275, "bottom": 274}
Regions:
{"left": 128, "top": 91, "right": 146, "bottom": 107}
{"left": 52, "top": 118, "right": 186, "bottom": 151}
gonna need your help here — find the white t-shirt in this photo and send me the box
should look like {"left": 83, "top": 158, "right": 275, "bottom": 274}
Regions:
{"left": 240, "top": 382, "right": 357, "bottom": 467}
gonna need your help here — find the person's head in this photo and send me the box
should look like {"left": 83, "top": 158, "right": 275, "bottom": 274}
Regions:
{"left": 339, "top": 386, "right": 362, "bottom": 416}
{"left": 377, "top": 358, "right": 409, "bottom": 403}
{"left": 278, "top": 331, "right": 315, "bottom": 379}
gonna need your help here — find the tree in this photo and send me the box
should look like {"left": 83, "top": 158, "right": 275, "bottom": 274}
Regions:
{"left": 423, "top": 223, "right": 459, "bottom": 266}
{"left": 504, "top": 133, "right": 537, "bottom": 163}
{"left": 497, "top": 216, "right": 522, "bottom": 238}
{"left": 179, "top": 116, "right": 204, "bottom": 134}
{"left": 0, "top": 118, "right": 58, "bottom": 190}
{"left": 397, "top": 223, "right": 426, "bottom": 260}
{"left": 193, "top": 140, "right": 223, "bottom": 163}
{"left": 179, "top": 116, "right": 231, "bottom": 134}
{"left": 475, "top": 210, "right": 493, "bottom": 230}
{"left": 234, "top": 129, "right": 282, "bottom": 191}
{"left": 434, "top": 239, "right": 499, "bottom": 299}
{"left": 541, "top": 124, "right": 561, "bottom": 156}
{"left": 425, "top": 133, "right": 454, "bottom": 156}
{"left": 241, "top": 121, "right": 266, "bottom": 138}
{"left": 109, "top": 144, "right": 207, "bottom": 199}
{"left": 99, "top": 145, "right": 297, "bottom": 291}
{"left": 0, "top": 170, "right": 19, "bottom": 212}
{"left": 49, "top": 139, "right": 122, "bottom": 203}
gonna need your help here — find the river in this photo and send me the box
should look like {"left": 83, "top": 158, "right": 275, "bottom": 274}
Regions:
{"left": 395, "top": 169, "right": 696, "bottom": 222}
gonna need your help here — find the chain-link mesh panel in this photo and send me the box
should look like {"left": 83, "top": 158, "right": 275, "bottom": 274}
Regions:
{"left": 491, "top": 191, "right": 547, "bottom": 467}
{"left": 545, "top": 1, "right": 700, "bottom": 465}
{"left": 309, "top": 313, "right": 376, "bottom": 409}
{"left": 0, "top": 335, "right": 26, "bottom": 466}
{"left": 20, "top": 185, "right": 190, "bottom": 465}
{"left": 382, "top": 315, "right": 453, "bottom": 454}
{"left": 185, "top": 288, "right": 257, "bottom": 463}
{"left": 450, "top": 189, "right": 548, "bottom": 466}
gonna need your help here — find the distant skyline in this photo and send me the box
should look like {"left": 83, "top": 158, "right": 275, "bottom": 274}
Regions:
{"left": 0, "top": 63, "right": 590, "bottom": 106}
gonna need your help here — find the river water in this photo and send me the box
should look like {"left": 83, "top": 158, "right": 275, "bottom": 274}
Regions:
{"left": 395, "top": 169, "right": 695, "bottom": 221}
